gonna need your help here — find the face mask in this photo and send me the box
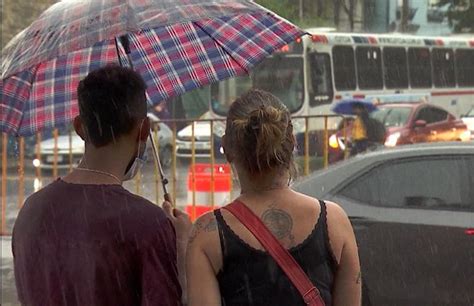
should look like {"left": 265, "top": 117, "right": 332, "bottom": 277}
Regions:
{"left": 123, "top": 140, "right": 147, "bottom": 181}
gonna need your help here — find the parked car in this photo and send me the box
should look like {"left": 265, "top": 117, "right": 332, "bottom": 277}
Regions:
{"left": 329, "top": 103, "right": 470, "bottom": 163}
{"left": 294, "top": 142, "right": 474, "bottom": 305}
{"left": 33, "top": 118, "right": 174, "bottom": 170}
{"left": 175, "top": 112, "right": 226, "bottom": 159}
{"left": 461, "top": 106, "right": 474, "bottom": 140}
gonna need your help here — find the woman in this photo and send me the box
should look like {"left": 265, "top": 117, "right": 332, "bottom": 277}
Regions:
{"left": 350, "top": 103, "right": 370, "bottom": 156}
{"left": 186, "top": 89, "right": 361, "bottom": 306}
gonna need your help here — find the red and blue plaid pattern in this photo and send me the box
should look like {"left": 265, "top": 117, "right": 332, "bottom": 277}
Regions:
{"left": 1, "top": 1, "right": 304, "bottom": 136}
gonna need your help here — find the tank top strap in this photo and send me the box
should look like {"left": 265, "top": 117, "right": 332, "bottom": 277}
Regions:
{"left": 213, "top": 209, "right": 227, "bottom": 258}
{"left": 318, "top": 200, "right": 339, "bottom": 270}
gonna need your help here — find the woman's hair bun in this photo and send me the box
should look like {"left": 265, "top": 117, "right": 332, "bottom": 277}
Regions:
{"left": 226, "top": 89, "right": 295, "bottom": 175}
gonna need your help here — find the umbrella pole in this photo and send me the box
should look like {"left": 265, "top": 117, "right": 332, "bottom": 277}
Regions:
{"left": 149, "top": 132, "right": 170, "bottom": 202}
{"left": 115, "top": 35, "right": 171, "bottom": 204}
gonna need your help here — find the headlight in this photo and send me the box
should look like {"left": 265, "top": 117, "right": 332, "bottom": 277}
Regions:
{"left": 329, "top": 134, "right": 339, "bottom": 149}
{"left": 385, "top": 132, "right": 401, "bottom": 147}
{"left": 33, "top": 159, "right": 41, "bottom": 168}
{"left": 460, "top": 130, "right": 471, "bottom": 142}
{"left": 34, "top": 178, "right": 42, "bottom": 192}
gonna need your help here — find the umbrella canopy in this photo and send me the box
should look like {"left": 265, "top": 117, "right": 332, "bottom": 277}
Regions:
{"left": 1, "top": 0, "right": 304, "bottom": 136}
{"left": 331, "top": 99, "right": 378, "bottom": 116}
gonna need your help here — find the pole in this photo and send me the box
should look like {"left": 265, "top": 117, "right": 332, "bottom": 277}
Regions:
{"left": 401, "top": 0, "right": 409, "bottom": 32}
{"left": 299, "top": 0, "right": 304, "bottom": 21}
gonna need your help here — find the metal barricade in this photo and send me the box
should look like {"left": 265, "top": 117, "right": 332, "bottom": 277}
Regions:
{"left": 0, "top": 114, "right": 344, "bottom": 234}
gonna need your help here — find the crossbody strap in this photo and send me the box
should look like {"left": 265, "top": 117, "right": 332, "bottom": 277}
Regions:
{"left": 223, "top": 200, "right": 325, "bottom": 306}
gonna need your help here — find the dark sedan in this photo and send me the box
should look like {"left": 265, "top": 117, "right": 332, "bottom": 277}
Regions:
{"left": 294, "top": 142, "right": 474, "bottom": 305}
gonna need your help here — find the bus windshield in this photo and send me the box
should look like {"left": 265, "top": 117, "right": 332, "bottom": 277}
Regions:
{"left": 371, "top": 106, "right": 411, "bottom": 128}
{"left": 211, "top": 56, "right": 304, "bottom": 115}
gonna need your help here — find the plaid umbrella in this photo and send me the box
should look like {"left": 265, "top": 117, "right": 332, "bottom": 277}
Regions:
{"left": 1, "top": 0, "right": 304, "bottom": 136}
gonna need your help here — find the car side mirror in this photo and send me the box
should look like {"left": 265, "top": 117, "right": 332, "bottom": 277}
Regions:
{"left": 414, "top": 120, "right": 427, "bottom": 128}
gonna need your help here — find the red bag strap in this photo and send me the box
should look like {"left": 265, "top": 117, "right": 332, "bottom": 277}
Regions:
{"left": 223, "top": 200, "right": 325, "bottom": 306}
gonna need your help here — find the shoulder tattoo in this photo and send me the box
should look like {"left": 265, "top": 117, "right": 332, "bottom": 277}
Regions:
{"left": 188, "top": 216, "right": 217, "bottom": 245}
{"left": 261, "top": 207, "right": 294, "bottom": 241}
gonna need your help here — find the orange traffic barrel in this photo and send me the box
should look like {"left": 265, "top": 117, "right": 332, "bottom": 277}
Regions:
{"left": 186, "top": 163, "right": 231, "bottom": 221}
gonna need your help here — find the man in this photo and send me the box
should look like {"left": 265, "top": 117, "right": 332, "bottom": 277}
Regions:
{"left": 12, "top": 65, "right": 191, "bottom": 305}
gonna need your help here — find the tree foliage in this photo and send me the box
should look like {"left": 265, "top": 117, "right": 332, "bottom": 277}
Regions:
{"left": 1, "top": 0, "right": 56, "bottom": 49}
{"left": 434, "top": 0, "right": 474, "bottom": 33}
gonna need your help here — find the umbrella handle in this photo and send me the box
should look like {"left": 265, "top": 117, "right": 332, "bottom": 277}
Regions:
{"left": 148, "top": 128, "right": 170, "bottom": 202}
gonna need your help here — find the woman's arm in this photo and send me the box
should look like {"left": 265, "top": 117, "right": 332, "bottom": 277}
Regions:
{"left": 326, "top": 202, "right": 362, "bottom": 306}
{"left": 186, "top": 215, "right": 221, "bottom": 306}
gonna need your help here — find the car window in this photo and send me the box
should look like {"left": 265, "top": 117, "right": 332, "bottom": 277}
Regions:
{"left": 466, "top": 108, "right": 474, "bottom": 117}
{"left": 371, "top": 107, "right": 411, "bottom": 128}
{"left": 430, "top": 108, "right": 448, "bottom": 122}
{"left": 339, "top": 156, "right": 474, "bottom": 211}
{"left": 415, "top": 107, "right": 447, "bottom": 124}
{"left": 415, "top": 108, "right": 433, "bottom": 123}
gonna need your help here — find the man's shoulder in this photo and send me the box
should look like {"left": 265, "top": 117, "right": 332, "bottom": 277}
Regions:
{"left": 23, "top": 179, "right": 62, "bottom": 204}
{"left": 113, "top": 189, "right": 172, "bottom": 237}
{"left": 118, "top": 189, "right": 166, "bottom": 218}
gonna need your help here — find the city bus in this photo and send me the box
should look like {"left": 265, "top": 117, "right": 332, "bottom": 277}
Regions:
{"left": 175, "top": 30, "right": 474, "bottom": 157}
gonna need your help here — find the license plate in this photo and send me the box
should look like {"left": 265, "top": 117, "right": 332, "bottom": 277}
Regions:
{"left": 46, "top": 155, "right": 64, "bottom": 163}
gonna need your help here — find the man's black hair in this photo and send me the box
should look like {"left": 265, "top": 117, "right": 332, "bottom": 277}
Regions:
{"left": 77, "top": 65, "right": 147, "bottom": 147}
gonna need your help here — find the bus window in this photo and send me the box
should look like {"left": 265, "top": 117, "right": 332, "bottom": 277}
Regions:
{"left": 309, "top": 52, "right": 333, "bottom": 106}
{"left": 210, "top": 76, "right": 252, "bottom": 116}
{"left": 432, "top": 48, "right": 455, "bottom": 88}
{"left": 333, "top": 46, "right": 356, "bottom": 91}
{"left": 356, "top": 46, "right": 383, "bottom": 90}
{"left": 455, "top": 49, "right": 474, "bottom": 87}
{"left": 180, "top": 86, "right": 210, "bottom": 119}
{"left": 383, "top": 47, "right": 408, "bottom": 89}
{"left": 408, "top": 48, "right": 432, "bottom": 88}
{"left": 252, "top": 56, "right": 305, "bottom": 113}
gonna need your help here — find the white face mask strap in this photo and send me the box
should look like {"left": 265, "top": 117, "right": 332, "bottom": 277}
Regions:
{"left": 136, "top": 119, "right": 146, "bottom": 158}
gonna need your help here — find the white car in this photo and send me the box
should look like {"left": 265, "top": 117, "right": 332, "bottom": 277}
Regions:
{"left": 34, "top": 116, "right": 174, "bottom": 170}
{"left": 461, "top": 106, "right": 474, "bottom": 140}
{"left": 175, "top": 112, "right": 225, "bottom": 158}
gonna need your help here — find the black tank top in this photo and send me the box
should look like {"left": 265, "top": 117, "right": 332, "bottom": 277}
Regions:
{"left": 214, "top": 200, "right": 337, "bottom": 306}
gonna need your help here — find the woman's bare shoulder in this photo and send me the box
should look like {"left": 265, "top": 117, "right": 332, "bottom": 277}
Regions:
{"left": 188, "top": 211, "right": 219, "bottom": 247}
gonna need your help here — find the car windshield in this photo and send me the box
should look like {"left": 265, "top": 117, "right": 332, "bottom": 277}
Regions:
{"left": 466, "top": 108, "right": 474, "bottom": 117}
{"left": 371, "top": 106, "right": 412, "bottom": 128}
{"left": 211, "top": 56, "right": 304, "bottom": 115}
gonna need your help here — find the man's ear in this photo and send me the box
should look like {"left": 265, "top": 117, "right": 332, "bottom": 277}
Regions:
{"left": 73, "top": 116, "right": 87, "bottom": 141}
{"left": 138, "top": 118, "right": 150, "bottom": 141}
